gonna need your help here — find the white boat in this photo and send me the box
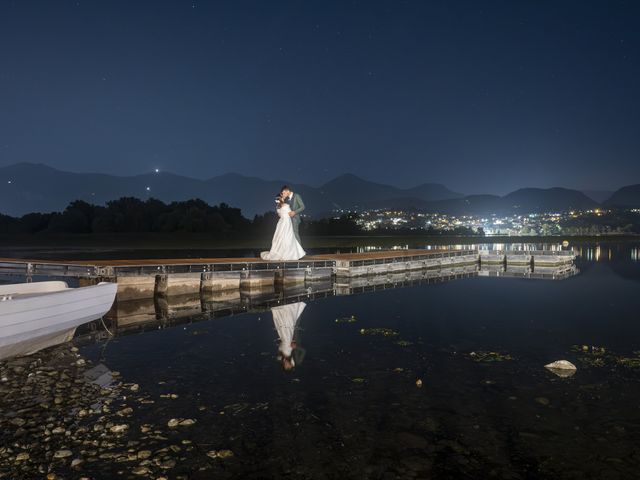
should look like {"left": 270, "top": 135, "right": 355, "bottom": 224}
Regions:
{"left": 0, "top": 281, "right": 117, "bottom": 361}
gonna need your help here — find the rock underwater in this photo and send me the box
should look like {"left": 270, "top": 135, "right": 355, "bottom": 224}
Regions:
{"left": 544, "top": 360, "right": 577, "bottom": 378}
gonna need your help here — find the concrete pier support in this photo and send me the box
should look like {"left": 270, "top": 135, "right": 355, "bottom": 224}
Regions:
{"left": 240, "top": 270, "right": 275, "bottom": 291}
{"left": 306, "top": 267, "right": 333, "bottom": 282}
{"left": 155, "top": 273, "right": 202, "bottom": 297}
{"left": 439, "top": 253, "right": 479, "bottom": 268}
{"left": 168, "top": 273, "right": 202, "bottom": 296}
{"left": 201, "top": 272, "right": 241, "bottom": 292}
{"left": 274, "top": 269, "right": 306, "bottom": 285}
{"left": 506, "top": 254, "right": 532, "bottom": 266}
{"left": 115, "top": 276, "right": 158, "bottom": 301}
{"left": 480, "top": 253, "right": 505, "bottom": 266}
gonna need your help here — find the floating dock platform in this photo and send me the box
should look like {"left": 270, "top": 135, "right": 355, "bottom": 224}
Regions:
{"left": 0, "top": 248, "right": 576, "bottom": 300}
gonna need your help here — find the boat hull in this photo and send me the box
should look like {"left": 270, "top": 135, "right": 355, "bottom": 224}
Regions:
{"left": 0, "top": 327, "right": 77, "bottom": 361}
{"left": 0, "top": 282, "right": 117, "bottom": 358}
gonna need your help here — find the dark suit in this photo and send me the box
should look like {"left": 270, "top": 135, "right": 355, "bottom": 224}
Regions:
{"left": 285, "top": 193, "right": 305, "bottom": 244}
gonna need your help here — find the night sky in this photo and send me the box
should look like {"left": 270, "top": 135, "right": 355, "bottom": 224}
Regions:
{"left": 1, "top": 0, "right": 639, "bottom": 194}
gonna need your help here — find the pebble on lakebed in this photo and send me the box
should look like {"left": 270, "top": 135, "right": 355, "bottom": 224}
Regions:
{"left": 167, "top": 418, "right": 197, "bottom": 427}
{"left": 207, "top": 449, "right": 234, "bottom": 459}
{"left": 544, "top": 360, "right": 577, "bottom": 378}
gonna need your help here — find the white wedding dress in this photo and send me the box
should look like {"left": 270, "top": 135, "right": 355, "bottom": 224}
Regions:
{"left": 260, "top": 204, "right": 306, "bottom": 261}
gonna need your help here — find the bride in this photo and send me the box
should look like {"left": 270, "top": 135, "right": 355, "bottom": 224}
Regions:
{"left": 260, "top": 194, "right": 306, "bottom": 261}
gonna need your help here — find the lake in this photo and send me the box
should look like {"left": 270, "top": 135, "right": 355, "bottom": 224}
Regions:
{"left": 2, "top": 242, "right": 640, "bottom": 479}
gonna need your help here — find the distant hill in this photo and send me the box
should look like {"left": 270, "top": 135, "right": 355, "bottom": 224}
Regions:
{"left": 423, "top": 188, "right": 598, "bottom": 215}
{"left": 426, "top": 194, "right": 503, "bottom": 215}
{"left": 583, "top": 190, "right": 614, "bottom": 203}
{"left": 405, "top": 183, "right": 467, "bottom": 202}
{"left": 0, "top": 163, "right": 462, "bottom": 217}
{"left": 502, "top": 187, "right": 598, "bottom": 213}
{"left": 604, "top": 184, "right": 640, "bottom": 207}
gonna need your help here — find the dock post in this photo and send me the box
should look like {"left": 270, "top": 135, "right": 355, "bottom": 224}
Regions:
{"left": 155, "top": 274, "right": 168, "bottom": 296}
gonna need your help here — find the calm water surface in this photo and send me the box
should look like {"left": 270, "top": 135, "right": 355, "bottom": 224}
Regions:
{"left": 2, "top": 242, "right": 640, "bottom": 479}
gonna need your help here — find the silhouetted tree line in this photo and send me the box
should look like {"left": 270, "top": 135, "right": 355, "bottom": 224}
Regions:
{"left": 0, "top": 197, "right": 360, "bottom": 237}
{"left": 0, "top": 198, "right": 251, "bottom": 235}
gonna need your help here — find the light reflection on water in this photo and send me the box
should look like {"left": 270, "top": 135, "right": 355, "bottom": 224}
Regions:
{"left": 577, "top": 244, "right": 640, "bottom": 262}
{"left": 357, "top": 242, "right": 574, "bottom": 253}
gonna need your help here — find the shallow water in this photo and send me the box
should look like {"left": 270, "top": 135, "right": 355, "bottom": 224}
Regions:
{"left": 2, "top": 243, "right": 640, "bottom": 479}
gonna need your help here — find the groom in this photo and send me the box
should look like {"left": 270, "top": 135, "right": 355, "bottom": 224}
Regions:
{"left": 281, "top": 185, "right": 305, "bottom": 244}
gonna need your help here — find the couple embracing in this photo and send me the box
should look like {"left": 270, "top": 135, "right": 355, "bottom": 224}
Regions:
{"left": 260, "top": 186, "right": 306, "bottom": 261}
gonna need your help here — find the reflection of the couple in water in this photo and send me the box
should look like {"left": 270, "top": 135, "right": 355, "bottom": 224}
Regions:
{"left": 271, "top": 301, "right": 306, "bottom": 371}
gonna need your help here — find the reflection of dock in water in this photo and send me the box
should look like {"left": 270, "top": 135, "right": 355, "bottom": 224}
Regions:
{"left": 477, "top": 263, "right": 578, "bottom": 280}
{"left": 79, "top": 262, "right": 578, "bottom": 340}
{"left": 334, "top": 264, "right": 479, "bottom": 295}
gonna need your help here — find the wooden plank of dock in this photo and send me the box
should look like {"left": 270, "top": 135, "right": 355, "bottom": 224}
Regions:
{"left": 0, "top": 248, "right": 452, "bottom": 267}
{"left": 0, "top": 248, "right": 578, "bottom": 273}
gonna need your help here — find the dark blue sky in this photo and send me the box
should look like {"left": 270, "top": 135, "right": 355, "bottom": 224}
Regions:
{"left": 1, "top": 0, "right": 639, "bottom": 194}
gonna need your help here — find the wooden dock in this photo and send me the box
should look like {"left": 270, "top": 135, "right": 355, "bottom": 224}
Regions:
{"left": 0, "top": 248, "right": 576, "bottom": 300}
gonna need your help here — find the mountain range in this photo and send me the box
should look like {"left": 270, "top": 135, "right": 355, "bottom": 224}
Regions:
{"left": 1, "top": 163, "right": 638, "bottom": 218}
